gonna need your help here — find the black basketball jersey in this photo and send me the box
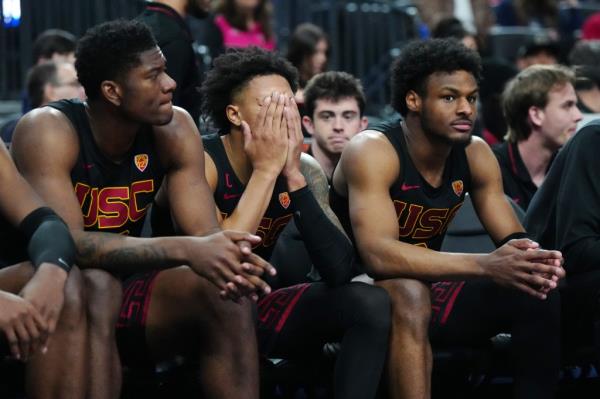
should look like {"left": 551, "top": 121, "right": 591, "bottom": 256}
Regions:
{"left": 203, "top": 134, "right": 293, "bottom": 260}
{"left": 48, "top": 99, "right": 165, "bottom": 237}
{"left": 330, "top": 119, "right": 472, "bottom": 251}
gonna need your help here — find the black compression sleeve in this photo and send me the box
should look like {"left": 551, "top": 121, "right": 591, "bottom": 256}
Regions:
{"left": 290, "top": 186, "right": 354, "bottom": 286}
{"left": 496, "top": 231, "right": 531, "bottom": 248}
{"left": 19, "top": 207, "right": 75, "bottom": 272}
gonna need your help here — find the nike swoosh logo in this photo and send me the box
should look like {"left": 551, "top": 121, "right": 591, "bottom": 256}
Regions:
{"left": 401, "top": 183, "right": 420, "bottom": 191}
{"left": 57, "top": 258, "right": 70, "bottom": 268}
{"left": 83, "top": 163, "right": 94, "bottom": 169}
{"left": 223, "top": 193, "right": 241, "bottom": 200}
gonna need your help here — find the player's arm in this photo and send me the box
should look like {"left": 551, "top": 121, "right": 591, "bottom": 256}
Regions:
{"left": 467, "top": 138, "right": 564, "bottom": 283}
{"left": 342, "top": 131, "right": 559, "bottom": 297}
{"left": 275, "top": 98, "right": 354, "bottom": 285}
{"left": 11, "top": 108, "right": 264, "bottom": 299}
{"left": 466, "top": 137, "right": 526, "bottom": 243}
{"left": 153, "top": 107, "right": 276, "bottom": 295}
{"left": 289, "top": 154, "right": 354, "bottom": 286}
{"left": 207, "top": 92, "right": 289, "bottom": 234}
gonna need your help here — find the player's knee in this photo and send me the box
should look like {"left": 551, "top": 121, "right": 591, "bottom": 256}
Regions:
{"left": 345, "top": 282, "right": 391, "bottom": 332}
{"left": 59, "top": 267, "right": 86, "bottom": 329}
{"left": 385, "top": 279, "right": 431, "bottom": 330}
{"left": 83, "top": 269, "right": 122, "bottom": 335}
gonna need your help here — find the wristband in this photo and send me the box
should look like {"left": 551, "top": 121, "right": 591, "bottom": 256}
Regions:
{"left": 19, "top": 207, "right": 75, "bottom": 272}
{"left": 497, "top": 231, "right": 531, "bottom": 248}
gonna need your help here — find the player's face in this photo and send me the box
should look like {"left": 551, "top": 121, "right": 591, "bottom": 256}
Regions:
{"left": 418, "top": 70, "right": 478, "bottom": 145}
{"left": 303, "top": 97, "right": 367, "bottom": 155}
{"left": 232, "top": 74, "right": 294, "bottom": 133}
{"left": 538, "top": 82, "right": 582, "bottom": 149}
{"left": 120, "top": 47, "right": 176, "bottom": 126}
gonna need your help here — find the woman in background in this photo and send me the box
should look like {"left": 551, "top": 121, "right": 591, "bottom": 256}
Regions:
{"left": 214, "top": 0, "right": 275, "bottom": 50}
{"left": 286, "top": 22, "right": 329, "bottom": 104}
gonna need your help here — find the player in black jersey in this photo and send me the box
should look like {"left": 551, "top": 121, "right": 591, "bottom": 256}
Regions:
{"left": 11, "top": 20, "right": 274, "bottom": 399}
{"left": 330, "top": 39, "right": 565, "bottom": 399}
{"left": 179, "top": 47, "right": 389, "bottom": 398}
{"left": 0, "top": 138, "right": 84, "bottom": 397}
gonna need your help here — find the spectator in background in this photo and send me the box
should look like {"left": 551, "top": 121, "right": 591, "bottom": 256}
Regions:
{"left": 515, "top": 36, "right": 560, "bottom": 70}
{"left": 1, "top": 62, "right": 85, "bottom": 144}
{"left": 302, "top": 71, "right": 367, "bottom": 181}
{"left": 494, "top": 0, "right": 583, "bottom": 42}
{"left": 138, "top": 0, "right": 213, "bottom": 126}
{"left": 414, "top": 0, "right": 494, "bottom": 46}
{"left": 569, "top": 40, "right": 600, "bottom": 120}
{"left": 32, "top": 29, "right": 77, "bottom": 65}
{"left": 432, "top": 17, "right": 479, "bottom": 51}
{"left": 494, "top": 65, "right": 582, "bottom": 210}
{"left": 581, "top": 12, "right": 600, "bottom": 40}
{"left": 286, "top": 23, "right": 329, "bottom": 104}
{"left": 213, "top": 0, "right": 275, "bottom": 51}
{"left": 479, "top": 59, "right": 518, "bottom": 146}
{"left": 22, "top": 29, "right": 78, "bottom": 114}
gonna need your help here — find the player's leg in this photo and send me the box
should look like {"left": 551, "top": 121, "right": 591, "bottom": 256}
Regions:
{"left": 261, "top": 281, "right": 390, "bottom": 399}
{"left": 0, "top": 262, "right": 88, "bottom": 399}
{"left": 375, "top": 278, "right": 432, "bottom": 399}
{"left": 560, "top": 270, "right": 600, "bottom": 359}
{"left": 430, "top": 279, "right": 560, "bottom": 399}
{"left": 83, "top": 269, "right": 123, "bottom": 399}
{"left": 141, "top": 266, "right": 259, "bottom": 399}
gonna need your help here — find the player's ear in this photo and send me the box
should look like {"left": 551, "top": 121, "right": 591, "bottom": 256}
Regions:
{"left": 406, "top": 90, "right": 421, "bottom": 112}
{"left": 101, "top": 80, "right": 123, "bottom": 107}
{"left": 359, "top": 116, "right": 369, "bottom": 130}
{"left": 226, "top": 104, "right": 242, "bottom": 127}
{"left": 528, "top": 105, "right": 544, "bottom": 128}
{"left": 302, "top": 115, "right": 315, "bottom": 136}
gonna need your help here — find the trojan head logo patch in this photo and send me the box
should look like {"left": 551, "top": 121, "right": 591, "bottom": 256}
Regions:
{"left": 279, "top": 192, "right": 291, "bottom": 209}
{"left": 134, "top": 154, "right": 149, "bottom": 173}
{"left": 451, "top": 180, "right": 464, "bottom": 197}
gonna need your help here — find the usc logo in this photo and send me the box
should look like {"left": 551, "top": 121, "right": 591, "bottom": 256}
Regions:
{"left": 75, "top": 180, "right": 155, "bottom": 230}
{"left": 393, "top": 200, "right": 463, "bottom": 242}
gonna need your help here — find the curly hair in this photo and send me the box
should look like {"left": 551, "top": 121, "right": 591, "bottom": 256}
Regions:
{"left": 303, "top": 71, "right": 365, "bottom": 118}
{"left": 75, "top": 19, "right": 157, "bottom": 101}
{"left": 390, "top": 38, "right": 481, "bottom": 116}
{"left": 201, "top": 47, "right": 298, "bottom": 131}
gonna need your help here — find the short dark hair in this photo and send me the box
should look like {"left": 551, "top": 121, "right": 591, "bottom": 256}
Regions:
{"left": 569, "top": 40, "right": 600, "bottom": 89}
{"left": 74, "top": 19, "right": 157, "bottom": 101}
{"left": 32, "top": 29, "right": 77, "bottom": 63}
{"left": 26, "top": 62, "right": 59, "bottom": 108}
{"left": 503, "top": 64, "right": 575, "bottom": 142}
{"left": 201, "top": 47, "right": 298, "bottom": 131}
{"left": 303, "top": 71, "right": 366, "bottom": 118}
{"left": 390, "top": 38, "right": 481, "bottom": 116}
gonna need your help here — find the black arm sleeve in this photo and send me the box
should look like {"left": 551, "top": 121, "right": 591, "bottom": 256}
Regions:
{"left": 19, "top": 207, "right": 75, "bottom": 272}
{"left": 290, "top": 186, "right": 354, "bottom": 287}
